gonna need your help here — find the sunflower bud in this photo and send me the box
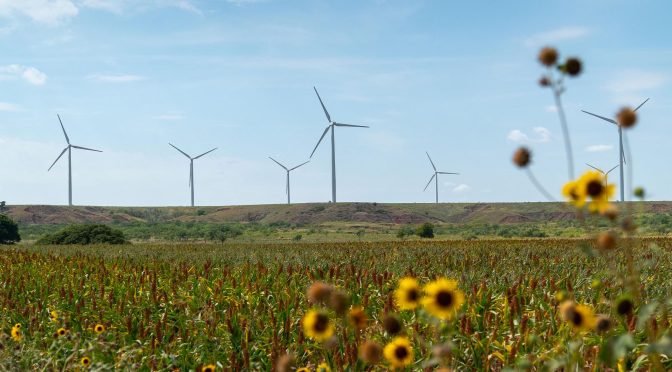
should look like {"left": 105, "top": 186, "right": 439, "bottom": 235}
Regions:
{"left": 358, "top": 340, "right": 383, "bottom": 364}
{"left": 596, "top": 231, "right": 617, "bottom": 250}
{"left": 562, "top": 58, "right": 582, "bottom": 76}
{"left": 276, "top": 354, "right": 296, "bottom": 372}
{"left": 307, "top": 282, "right": 333, "bottom": 304}
{"left": 382, "top": 314, "right": 403, "bottom": 335}
{"left": 512, "top": 147, "right": 531, "bottom": 168}
{"left": 617, "top": 107, "right": 637, "bottom": 128}
{"left": 615, "top": 296, "right": 634, "bottom": 316}
{"left": 538, "top": 47, "right": 558, "bottom": 66}
{"left": 328, "top": 290, "right": 350, "bottom": 316}
{"left": 595, "top": 315, "right": 612, "bottom": 333}
{"left": 539, "top": 76, "right": 551, "bottom": 87}
{"left": 633, "top": 187, "right": 645, "bottom": 199}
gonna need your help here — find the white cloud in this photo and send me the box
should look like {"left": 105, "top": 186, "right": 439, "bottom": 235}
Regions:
{"left": 453, "top": 184, "right": 471, "bottom": 193}
{"left": 585, "top": 144, "right": 612, "bottom": 153}
{"left": 80, "top": 0, "right": 201, "bottom": 14}
{"left": 0, "top": 102, "right": 21, "bottom": 111}
{"left": 545, "top": 105, "right": 557, "bottom": 113}
{"left": 524, "top": 26, "right": 589, "bottom": 47}
{"left": 226, "top": 0, "right": 268, "bottom": 5}
{"left": 605, "top": 70, "right": 666, "bottom": 95}
{"left": 154, "top": 113, "right": 184, "bottom": 121}
{"left": 87, "top": 74, "right": 145, "bottom": 83}
{"left": 0, "top": 0, "right": 78, "bottom": 24}
{"left": 0, "top": 64, "right": 47, "bottom": 85}
{"left": 507, "top": 127, "right": 551, "bottom": 144}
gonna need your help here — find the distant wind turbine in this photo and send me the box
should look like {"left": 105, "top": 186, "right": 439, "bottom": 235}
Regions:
{"left": 423, "top": 152, "right": 459, "bottom": 204}
{"left": 310, "top": 87, "right": 369, "bottom": 203}
{"left": 269, "top": 157, "right": 310, "bottom": 204}
{"left": 586, "top": 163, "right": 619, "bottom": 188}
{"left": 169, "top": 143, "right": 217, "bottom": 207}
{"left": 581, "top": 98, "right": 649, "bottom": 202}
{"left": 48, "top": 114, "right": 102, "bottom": 206}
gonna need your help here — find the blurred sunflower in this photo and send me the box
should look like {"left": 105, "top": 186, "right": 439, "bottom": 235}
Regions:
{"left": 383, "top": 336, "right": 413, "bottom": 368}
{"left": 348, "top": 306, "right": 367, "bottom": 330}
{"left": 394, "top": 277, "right": 421, "bottom": 310}
{"left": 316, "top": 362, "right": 331, "bottom": 372}
{"left": 56, "top": 328, "right": 67, "bottom": 337}
{"left": 94, "top": 324, "right": 106, "bottom": 334}
{"left": 579, "top": 171, "right": 615, "bottom": 213}
{"left": 202, "top": 364, "right": 216, "bottom": 372}
{"left": 559, "top": 301, "right": 596, "bottom": 331}
{"left": 296, "top": 368, "right": 310, "bottom": 372}
{"left": 81, "top": 356, "right": 91, "bottom": 367}
{"left": 561, "top": 179, "right": 586, "bottom": 208}
{"left": 10, "top": 326, "right": 22, "bottom": 342}
{"left": 421, "top": 278, "right": 465, "bottom": 320}
{"left": 302, "top": 310, "right": 334, "bottom": 342}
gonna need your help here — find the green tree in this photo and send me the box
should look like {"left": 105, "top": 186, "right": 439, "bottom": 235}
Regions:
{"left": 37, "top": 224, "right": 128, "bottom": 245}
{"left": 416, "top": 222, "right": 435, "bottom": 239}
{"left": 0, "top": 214, "right": 20, "bottom": 244}
{"left": 208, "top": 224, "right": 243, "bottom": 244}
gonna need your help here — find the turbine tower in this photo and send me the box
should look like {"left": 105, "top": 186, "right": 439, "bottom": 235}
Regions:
{"left": 48, "top": 114, "right": 102, "bottom": 206}
{"left": 586, "top": 163, "right": 619, "bottom": 188}
{"left": 423, "top": 152, "right": 458, "bottom": 204}
{"left": 269, "top": 157, "right": 310, "bottom": 204}
{"left": 169, "top": 143, "right": 217, "bottom": 207}
{"left": 310, "top": 87, "right": 369, "bottom": 203}
{"left": 581, "top": 98, "right": 649, "bottom": 202}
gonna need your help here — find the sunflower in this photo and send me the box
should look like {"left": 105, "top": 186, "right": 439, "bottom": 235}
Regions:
{"left": 202, "top": 364, "right": 216, "bottom": 372}
{"left": 94, "top": 324, "right": 105, "bottom": 334}
{"left": 80, "top": 356, "right": 91, "bottom": 367}
{"left": 383, "top": 337, "right": 413, "bottom": 369}
{"left": 359, "top": 340, "right": 383, "bottom": 364}
{"left": 296, "top": 368, "right": 310, "bottom": 372}
{"left": 348, "top": 306, "right": 367, "bottom": 330}
{"left": 316, "top": 362, "right": 331, "bottom": 372}
{"left": 559, "top": 301, "right": 596, "bottom": 331}
{"left": 302, "top": 310, "right": 334, "bottom": 342}
{"left": 50, "top": 310, "right": 59, "bottom": 322}
{"left": 10, "top": 326, "right": 22, "bottom": 342}
{"left": 394, "top": 277, "right": 421, "bottom": 310}
{"left": 421, "top": 278, "right": 465, "bottom": 320}
{"left": 579, "top": 171, "right": 615, "bottom": 213}
{"left": 562, "top": 179, "right": 586, "bottom": 208}
{"left": 56, "top": 328, "right": 67, "bottom": 337}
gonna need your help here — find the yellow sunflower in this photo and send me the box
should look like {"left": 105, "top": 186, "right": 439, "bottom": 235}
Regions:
{"left": 80, "top": 356, "right": 91, "bottom": 367}
{"left": 296, "top": 368, "right": 310, "bottom": 372}
{"left": 316, "top": 362, "right": 331, "bottom": 372}
{"left": 202, "top": 364, "right": 216, "bottom": 372}
{"left": 10, "top": 326, "right": 22, "bottom": 342}
{"left": 562, "top": 179, "right": 586, "bottom": 208}
{"left": 579, "top": 170, "right": 615, "bottom": 213}
{"left": 394, "top": 277, "right": 421, "bottom": 310}
{"left": 383, "top": 337, "right": 413, "bottom": 369}
{"left": 421, "top": 278, "right": 465, "bottom": 320}
{"left": 302, "top": 309, "right": 334, "bottom": 342}
{"left": 56, "top": 327, "right": 67, "bottom": 337}
{"left": 559, "top": 301, "right": 596, "bottom": 331}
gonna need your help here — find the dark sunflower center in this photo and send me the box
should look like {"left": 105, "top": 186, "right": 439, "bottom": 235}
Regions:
{"left": 406, "top": 289, "right": 419, "bottom": 302}
{"left": 617, "top": 300, "right": 633, "bottom": 315}
{"left": 569, "top": 310, "right": 583, "bottom": 326}
{"left": 436, "top": 290, "right": 454, "bottom": 308}
{"left": 394, "top": 345, "right": 409, "bottom": 359}
{"left": 587, "top": 180, "right": 604, "bottom": 197}
{"left": 313, "top": 314, "right": 329, "bottom": 332}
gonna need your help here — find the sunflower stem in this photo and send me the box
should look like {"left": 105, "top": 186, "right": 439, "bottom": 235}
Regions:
{"left": 525, "top": 168, "right": 556, "bottom": 202}
{"left": 549, "top": 69, "right": 575, "bottom": 181}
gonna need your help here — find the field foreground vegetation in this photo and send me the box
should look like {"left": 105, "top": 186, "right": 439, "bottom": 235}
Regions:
{"left": 1, "top": 239, "right": 672, "bottom": 370}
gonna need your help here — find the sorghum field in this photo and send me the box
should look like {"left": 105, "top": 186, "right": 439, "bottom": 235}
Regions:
{"left": 1, "top": 239, "right": 671, "bottom": 371}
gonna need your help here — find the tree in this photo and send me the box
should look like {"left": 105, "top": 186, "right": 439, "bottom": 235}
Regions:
{"left": 0, "top": 215, "right": 21, "bottom": 244}
{"left": 396, "top": 225, "right": 415, "bottom": 240}
{"left": 208, "top": 224, "right": 243, "bottom": 244}
{"left": 37, "top": 224, "right": 128, "bottom": 245}
{"left": 416, "top": 222, "right": 435, "bottom": 239}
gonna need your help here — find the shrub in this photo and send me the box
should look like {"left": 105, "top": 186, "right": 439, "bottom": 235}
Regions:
{"left": 208, "top": 224, "right": 243, "bottom": 244}
{"left": 396, "top": 225, "right": 415, "bottom": 240}
{"left": 37, "top": 224, "right": 128, "bottom": 245}
{"left": 416, "top": 223, "right": 435, "bottom": 239}
{"left": 293, "top": 234, "right": 303, "bottom": 241}
{"left": 0, "top": 214, "right": 21, "bottom": 244}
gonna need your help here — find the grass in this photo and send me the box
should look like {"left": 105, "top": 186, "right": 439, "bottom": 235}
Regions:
{"left": 1, "top": 238, "right": 671, "bottom": 370}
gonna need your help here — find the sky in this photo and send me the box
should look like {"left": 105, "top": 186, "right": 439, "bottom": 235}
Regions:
{"left": 0, "top": 0, "right": 671, "bottom": 206}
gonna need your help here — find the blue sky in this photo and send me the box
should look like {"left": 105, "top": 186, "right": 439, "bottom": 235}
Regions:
{"left": 0, "top": 0, "right": 670, "bottom": 206}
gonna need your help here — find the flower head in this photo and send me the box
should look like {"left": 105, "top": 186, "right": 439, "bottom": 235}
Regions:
{"left": 359, "top": 340, "right": 383, "bottom": 364}
{"left": 316, "top": 362, "right": 331, "bottom": 372}
{"left": 383, "top": 337, "right": 414, "bottom": 368}
{"left": 512, "top": 147, "right": 531, "bottom": 168}
{"left": 559, "top": 301, "right": 596, "bottom": 331}
{"left": 80, "top": 356, "right": 91, "bottom": 367}
{"left": 421, "top": 278, "right": 465, "bottom": 320}
{"left": 538, "top": 47, "right": 559, "bottom": 66}
{"left": 580, "top": 171, "right": 615, "bottom": 213}
{"left": 94, "top": 324, "right": 106, "bottom": 334}
{"left": 202, "top": 364, "right": 216, "bottom": 372}
{"left": 394, "top": 277, "right": 421, "bottom": 310}
{"left": 348, "top": 306, "right": 367, "bottom": 330}
{"left": 302, "top": 309, "right": 334, "bottom": 342}
{"left": 617, "top": 107, "right": 637, "bottom": 128}
{"left": 56, "top": 328, "right": 67, "bottom": 337}
{"left": 562, "top": 179, "right": 586, "bottom": 208}
{"left": 10, "top": 326, "right": 22, "bottom": 342}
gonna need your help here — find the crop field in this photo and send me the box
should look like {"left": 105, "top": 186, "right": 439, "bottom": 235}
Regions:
{"left": 1, "top": 239, "right": 672, "bottom": 371}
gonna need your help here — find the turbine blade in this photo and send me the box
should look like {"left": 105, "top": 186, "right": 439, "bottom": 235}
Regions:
{"left": 169, "top": 143, "right": 191, "bottom": 159}
{"left": 634, "top": 98, "right": 649, "bottom": 112}
{"left": 48, "top": 147, "right": 68, "bottom": 171}
{"left": 585, "top": 163, "right": 604, "bottom": 174}
{"left": 333, "top": 122, "right": 369, "bottom": 128}
{"left": 313, "top": 86, "right": 331, "bottom": 122}
{"left": 621, "top": 147, "right": 627, "bottom": 165}
{"left": 57, "top": 114, "right": 70, "bottom": 144}
{"left": 194, "top": 147, "right": 217, "bottom": 159}
{"left": 310, "top": 126, "right": 330, "bottom": 158}
{"left": 581, "top": 110, "right": 617, "bottom": 125}
{"left": 607, "top": 164, "right": 620, "bottom": 174}
{"left": 437, "top": 172, "right": 459, "bottom": 175}
{"left": 423, "top": 174, "right": 436, "bottom": 191}
{"left": 71, "top": 145, "right": 102, "bottom": 153}
{"left": 425, "top": 152, "right": 437, "bottom": 171}
{"left": 290, "top": 160, "right": 310, "bottom": 171}
{"left": 269, "top": 156, "right": 288, "bottom": 170}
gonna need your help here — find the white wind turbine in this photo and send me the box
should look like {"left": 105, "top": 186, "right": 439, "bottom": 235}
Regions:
{"left": 309, "top": 87, "right": 369, "bottom": 203}
{"left": 48, "top": 114, "right": 102, "bottom": 206}
{"left": 169, "top": 143, "right": 217, "bottom": 207}
{"left": 581, "top": 98, "right": 649, "bottom": 202}
{"left": 269, "top": 157, "right": 310, "bottom": 204}
{"left": 423, "top": 152, "right": 459, "bottom": 204}
{"left": 586, "top": 163, "right": 619, "bottom": 188}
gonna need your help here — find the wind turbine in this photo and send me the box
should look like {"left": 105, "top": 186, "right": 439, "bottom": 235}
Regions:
{"left": 48, "top": 114, "right": 102, "bottom": 206}
{"left": 581, "top": 98, "right": 649, "bottom": 202}
{"left": 269, "top": 157, "right": 310, "bottom": 204}
{"left": 586, "top": 163, "right": 619, "bottom": 188}
{"left": 423, "top": 152, "right": 459, "bottom": 204}
{"left": 169, "top": 143, "right": 217, "bottom": 207}
{"left": 309, "top": 87, "right": 369, "bottom": 203}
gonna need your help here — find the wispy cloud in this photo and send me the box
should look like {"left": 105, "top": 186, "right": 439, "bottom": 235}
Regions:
{"left": 0, "top": 64, "right": 47, "bottom": 85}
{"left": 0, "top": 102, "right": 21, "bottom": 111}
{"left": 87, "top": 74, "right": 145, "bottom": 83}
{"left": 605, "top": 70, "right": 666, "bottom": 94}
{"left": 0, "top": 0, "right": 78, "bottom": 24}
{"left": 225, "top": 0, "right": 269, "bottom": 5}
{"left": 507, "top": 127, "right": 551, "bottom": 144}
{"left": 154, "top": 113, "right": 184, "bottom": 121}
{"left": 453, "top": 184, "right": 471, "bottom": 193}
{"left": 523, "top": 26, "right": 589, "bottom": 47}
{"left": 585, "top": 144, "right": 613, "bottom": 153}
